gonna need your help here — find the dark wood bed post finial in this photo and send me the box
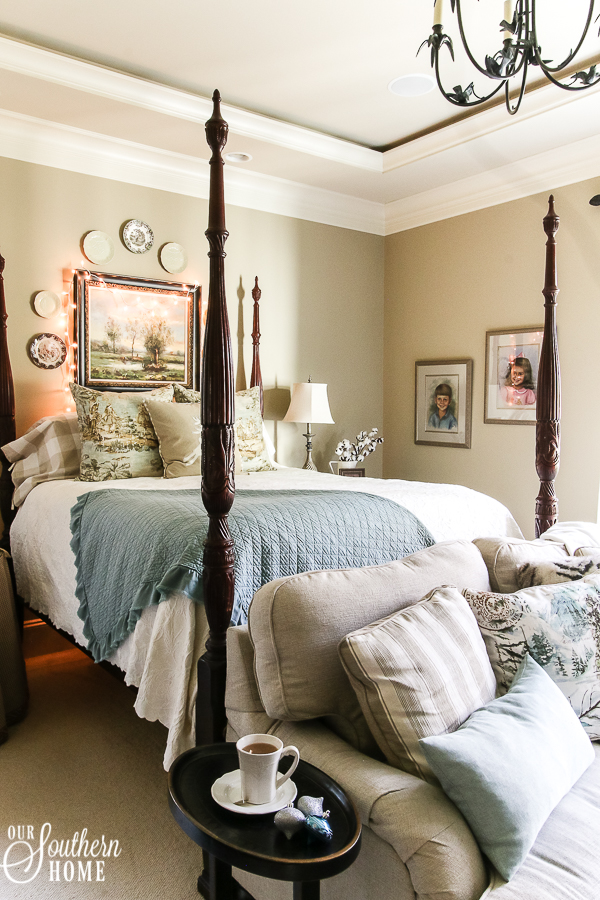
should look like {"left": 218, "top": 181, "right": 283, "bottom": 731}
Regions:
{"left": 535, "top": 195, "right": 561, "bottom": 537}
{"left": 197, "top": 90, "right": 236, "bottom": 744}
{"left": 0, "top": 253, "right": 16, "bottom": 555}
{"left": 250, "top": 276, "right": 264, "bottom": 417}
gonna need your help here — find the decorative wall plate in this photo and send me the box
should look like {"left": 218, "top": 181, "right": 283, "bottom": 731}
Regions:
{"left": 33, "top": 290, "right": 61, "bottom": 318}
{"left": 28, "top": 333, "right": 67, "bottom": 369}
{"left": 159, "top": 242, "right": 188, "bottom": 274}
{"left": 82, "top": 230, "right": 115, "bottom": 265}
{"left": 122, "top": 219, "right": 154, "bottom": 254}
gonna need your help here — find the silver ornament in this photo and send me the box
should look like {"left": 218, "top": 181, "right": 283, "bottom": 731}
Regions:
{"left": 274, "top": 805, "right": 306, "bottom": 840}
{"left": 297, "top": 795, "right": 326, "bottom": 818}
{"left": 304, "top": 814, "right": 333, "bottom": 842}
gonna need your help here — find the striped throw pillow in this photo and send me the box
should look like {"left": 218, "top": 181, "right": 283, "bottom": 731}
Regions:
{"left": 338, "top": 585, "right": 496, "bottom": 781}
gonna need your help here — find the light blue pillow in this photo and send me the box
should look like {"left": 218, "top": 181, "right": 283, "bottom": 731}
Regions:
{"left": 420, "top": 654, "right": 594, "bottom": 881}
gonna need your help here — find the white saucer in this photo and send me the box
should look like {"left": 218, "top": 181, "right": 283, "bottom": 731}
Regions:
{"left": 211, "top": 769, "right": 297, "bottom": 815}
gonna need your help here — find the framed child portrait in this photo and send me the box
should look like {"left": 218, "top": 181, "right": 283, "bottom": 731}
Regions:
{"left": 484, "top": 327, "right": 543, "bottom": 425}
{"left": 415, "top": 359, "right": 472, "bottom": 448}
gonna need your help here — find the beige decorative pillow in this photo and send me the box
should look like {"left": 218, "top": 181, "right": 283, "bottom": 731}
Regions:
{"left": 175, "top": 382, "right": 274, "bottom": 472}
{"left": 339, "top": 585, "right": 497, "bottom": 781}
{"left": 145, "top": 399, "right": 201, "bottom": 478}
{"left": 70, "top": 383, "right": 173, "bottom": 481}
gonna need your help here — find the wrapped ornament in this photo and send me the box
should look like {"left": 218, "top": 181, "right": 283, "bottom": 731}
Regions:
{"left": 304, "top": 812, "right": 333, "bottom": 842}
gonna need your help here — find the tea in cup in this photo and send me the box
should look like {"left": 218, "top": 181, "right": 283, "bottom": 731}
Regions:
{"left": 236, "top": 733, "right": 300, "bottom": 805}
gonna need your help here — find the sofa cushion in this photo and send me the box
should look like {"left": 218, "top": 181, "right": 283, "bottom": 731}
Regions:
{"left": 421, "top": 655, "right": 594, "bottom": 882}
{"left": 338, "top": 585, "right": 496, "bottom": 781}
{"left": 463, "top": 575, "right": 600, "bottom": 739}
{"left": 248, "top": 540, "right": 491, "bottom": 753}
{"left": 473, "top": 536, "right": 569, "bottom": 592}
{"left": 489, "top": 743, "right": 600, "bottom": 899}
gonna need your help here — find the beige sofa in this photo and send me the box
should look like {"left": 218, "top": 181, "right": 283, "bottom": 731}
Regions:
{"left": 225, "top": 538, "right": 600, "bottom": 900}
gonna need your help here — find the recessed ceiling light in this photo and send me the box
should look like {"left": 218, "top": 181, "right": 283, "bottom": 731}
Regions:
{"left": 225, "top": 152, "right": 253, "bottom": 163}
{"left": 388, "top": 74, "right": 435, "bottom": 98}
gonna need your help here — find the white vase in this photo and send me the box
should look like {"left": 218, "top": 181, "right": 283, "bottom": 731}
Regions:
{"left": 337, "top": 461, "right": 358, "bottom": 471}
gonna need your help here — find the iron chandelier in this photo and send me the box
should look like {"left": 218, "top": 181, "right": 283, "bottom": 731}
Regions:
{"left": 420, "top": 0, "right": 600, "bottom": 114}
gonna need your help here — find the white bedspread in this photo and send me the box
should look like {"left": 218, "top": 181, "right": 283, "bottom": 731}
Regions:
{"left": 11, "top": 468, "right": 521, "bottom": 768}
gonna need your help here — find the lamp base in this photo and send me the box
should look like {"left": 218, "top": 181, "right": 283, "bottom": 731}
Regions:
{"left": 302, "top": 427, "right": 317, "bottom": 471}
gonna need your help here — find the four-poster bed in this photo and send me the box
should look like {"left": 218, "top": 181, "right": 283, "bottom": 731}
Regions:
{"left": 0, "top": 92, "right": 562, "bottom": 756}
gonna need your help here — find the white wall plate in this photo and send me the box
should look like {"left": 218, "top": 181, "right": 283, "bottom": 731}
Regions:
{"left": 33, "top": 290, "right": 61, "bottom": 318}
{"left": 82, "top": 230, "right": 115, "bottom": 265}
{"left": 160, "top": 242, "right": 188, "bottom": 274}
{"left": 122, "top": 219, "right": 154, "bottom": 253}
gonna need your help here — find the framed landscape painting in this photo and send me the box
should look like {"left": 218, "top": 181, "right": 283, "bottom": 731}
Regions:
{"left": 484, "top": 327, "right": 543, "bottom": 425}
{"left": 73, "top": 270, "right": 203, "bottom": 391}
{"left": 415, "top": 359, "right": 472, "bottom": 448}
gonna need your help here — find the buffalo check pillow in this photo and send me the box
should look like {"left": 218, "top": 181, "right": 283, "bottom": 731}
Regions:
{"left": 2, "top": 413, "right": 82, "bottom": 507}
{"left": 338, "top": 585, "right": 497, "bottom": 782}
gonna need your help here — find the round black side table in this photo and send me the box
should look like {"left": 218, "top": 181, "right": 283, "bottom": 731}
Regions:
{"left": 168, "top": 743, "right": 361, "bottom": 900}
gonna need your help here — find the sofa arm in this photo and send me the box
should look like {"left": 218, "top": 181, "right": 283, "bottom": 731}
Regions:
{"left": 271, "top": 719, "right": 488, "bottom": 900}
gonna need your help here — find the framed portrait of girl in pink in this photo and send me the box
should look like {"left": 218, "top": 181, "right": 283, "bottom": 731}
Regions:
{"left": 484, "top": 327, "right": 543, "bottom": 425}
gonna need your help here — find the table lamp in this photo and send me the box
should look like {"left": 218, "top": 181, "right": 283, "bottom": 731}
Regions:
{"left": 283, "top": 378, "right": 334, "bottom": 470}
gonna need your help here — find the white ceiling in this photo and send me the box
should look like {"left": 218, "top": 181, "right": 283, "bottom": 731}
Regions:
{"left": 0, "top": 1, "right": 599, "bottom": 235}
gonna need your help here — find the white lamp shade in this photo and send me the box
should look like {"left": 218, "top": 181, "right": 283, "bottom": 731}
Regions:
{"left": 283, "top": 382, "right": 334, "bottom": 424}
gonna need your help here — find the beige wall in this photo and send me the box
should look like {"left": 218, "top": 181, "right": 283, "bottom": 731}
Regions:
{"left": 0, "top": 157, "right": 384, "bottom": 475}
{"left": 384, "top": 178, "right": 600, "bottom": 538}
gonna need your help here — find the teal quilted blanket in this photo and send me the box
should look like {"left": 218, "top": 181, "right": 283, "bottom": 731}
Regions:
{"left": 70, "top": 488, "right": 434, "bottom": 662}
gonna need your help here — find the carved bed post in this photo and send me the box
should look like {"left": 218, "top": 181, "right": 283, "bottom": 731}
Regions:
{"left": 0, "top": 254, "right": 15, "bottom": 556}
{"left": 197, "top": 91, "right": 235, "bottom": 745}
{"left": 250, "top": 276, "right": 264, "bottom": 417}
{"left": 535, "top": 196, "right": 561, "bottom": 537}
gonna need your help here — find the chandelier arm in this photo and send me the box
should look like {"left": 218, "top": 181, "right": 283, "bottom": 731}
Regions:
{"left": 536, "top": 67, "right": 600, "bottom": 92}
{"left": 433, "top": 51, "right": 505, "bottom": 106}
{"left": 454, "top": 0, "right": 504, "bottom": 78}
{"left": 505, "top": 56, "right": 529, "bottom": 115}
{"left": 531, "top": 0, "right": 595, "bottom": 74}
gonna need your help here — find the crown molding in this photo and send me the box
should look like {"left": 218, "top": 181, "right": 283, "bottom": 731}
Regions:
{"left": 384, "top": 129, "right": 600, "bottom": 234}
{"left": 0, "top": 108, "right": 385, "bottom": 235}
{"left": 383, "top": 80, "right": 600, "bottom": 174}
{"left": 0, "top": 35, "right": 381, "bottom": 173}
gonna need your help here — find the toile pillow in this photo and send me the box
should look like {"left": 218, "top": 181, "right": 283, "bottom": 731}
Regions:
{"left": 463, "top": 574, "right": 600, "bottom": 739}
{"left": 338, "top": 585, "right": 497, "bottom": 782}
{"left": 70, "top": 383, "right": 174, "bottom": 481}
{"left": 517, "top": 554, "right": 600, "bottom": 589}
{"left": 144, "top": 399, "right": 201, "bottom": 477}
{"left": 234, "top": 385, "right": 275, "bottom": 472}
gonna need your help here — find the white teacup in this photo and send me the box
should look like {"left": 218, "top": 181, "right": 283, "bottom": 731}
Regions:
{"left": 236, "top": 733, "right": 300, "bottom": 805}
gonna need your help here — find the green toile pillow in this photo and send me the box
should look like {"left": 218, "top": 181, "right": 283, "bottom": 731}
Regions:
{"left": 463, "top": 574, "right": 600, "bottom": 739}
{"left": 70, "top": 383, "right": 173, "bottom": 481}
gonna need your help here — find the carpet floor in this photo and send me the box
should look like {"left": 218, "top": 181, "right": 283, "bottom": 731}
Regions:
{"left": 0, "top": 646, "right": 204, "bottom": 899}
